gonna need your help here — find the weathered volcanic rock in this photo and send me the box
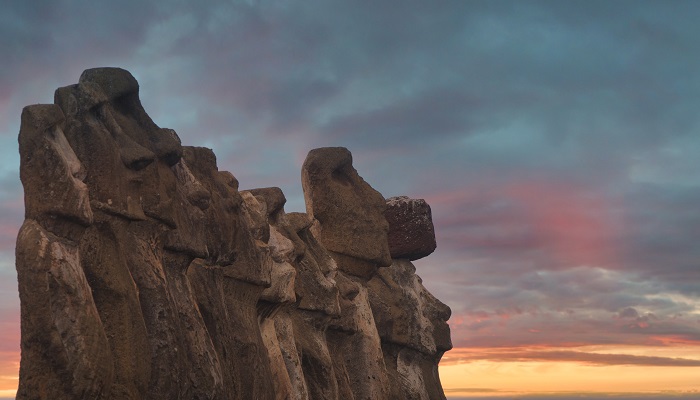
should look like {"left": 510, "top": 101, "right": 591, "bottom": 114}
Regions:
{"left": 16, "top": 68, "right": 452, "bottom": 400}
{"left": 385, "top": 196, "right": 437, "bottom": 261}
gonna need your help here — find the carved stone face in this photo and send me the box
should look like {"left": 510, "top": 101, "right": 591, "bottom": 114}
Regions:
{"left": 216, "top": 191, "right": 272, "bottom": 287}
{"left": 286, "top": 213, "right": 341, "bottom": 317}
{"left": 416, "top": 271, "right": 452, "bottom": 353}
{"left": 180, "top": 148, "right": 273, "bottom": 286}
{"left": 260, "top": 225, "right": 296, "bottom": 304}
{"left": 156, "top": 158, "right": 211, "bottom": 261}
{"left": 368, "top": 260, "right": 452, "bottom": 355}
{"left": 328, "top": 272, "right": 363, "bottom": 333}
{"left": 79, "top": 67, "right": 183, "bottom": 166}
{"left": 55, "top": 82, "right": 156, "bottom": 221}
{"left": 19, "top": 105, "right": 92, "bottom": 226}
{"left": 301, "top": 147, "right": 391, "bottom": 278}
{"left": 181, "top": 147, "right": 241, "bottom": 263}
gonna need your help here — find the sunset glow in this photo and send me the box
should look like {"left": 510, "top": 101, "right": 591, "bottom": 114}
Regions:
{"left": 0, "top": 352, "right": 17, "bottom": 399}
{"left": 442, "top": 362, "right": 700, "bottom": 397}
{"left": 440, "top": 344, "right": 700, "bottom": 398}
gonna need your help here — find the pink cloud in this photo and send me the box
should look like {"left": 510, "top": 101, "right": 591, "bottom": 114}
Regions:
{"left": 505, "top": 182, "right": 617, "bottom": 254}
{"left": 427, "top": 180, "right": 625, "bottom": 271}
{"left": 0, "top": 226, "right": 21, "bottom": 255}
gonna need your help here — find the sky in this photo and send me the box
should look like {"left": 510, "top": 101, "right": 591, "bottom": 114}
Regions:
{"left": 1, "top": 0, "right": 700, "bottom": 398}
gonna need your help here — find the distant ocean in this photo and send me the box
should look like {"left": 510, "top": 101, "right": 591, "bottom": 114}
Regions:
{"left": 447, "top": 395, "right": 700, "bottom": 400}
{"left": 448, "top": 397, "right": 700, "bottom": 400}
{"left": 3, "top": 395, "right": 697, "bottom": 400}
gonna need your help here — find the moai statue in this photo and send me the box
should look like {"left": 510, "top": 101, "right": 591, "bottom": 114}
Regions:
{"left": 367, "top": 196, "right": 452, "bottom": 400}
{"left": 301, "top": 147, "right": 391, "bottom": 400}
{"left": 54, "top": 71, "right": 156, "bottom": 399}
{"left": 285, "top": 211, "right": 342, "bottom": 400}
{"left": 183, "top": 146, "right": 276, "bottom": 400}
{"left": 16, "top": 104, "right": 112, "bottom": 399}
{"left": 248, "top": 187, "right": 308, "bottom": 400}
{"left": 301, "top": 147, "right": 392, "bottom": 278}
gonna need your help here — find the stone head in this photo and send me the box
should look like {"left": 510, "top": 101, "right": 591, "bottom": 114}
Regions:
{"left": 222, "top": 191, "right": 274, "bottom": 288}
{"left": 19, "top": 104, "right": 92, "bottom": 227}
{"left": 79, "top": 68, "right": 182, "bottom": 166}
{"left": 368, "top": 260, "right": 452, "bottom": 354}
{"left": 286, "top": 212, "right": 341, "bottom": 317}
{"left": 249, "top": 187, "right": 297, "bottom": 305}
{"left": 259, "top": 224, "right": 297, "bottom": 304}
{"left": 54, "top": 76, "right": 157, "bottom": 221}
{"left": 301, "top": 147, "right": 391, "bottom": 279}
{"left": 181, "top": 146, "right": 242, "bottom": 263}
{"left": 178, "top": 146, "right": 271, "bottom": 286}
{"left": 327, "top": 272, "right": 364, "bottom": 333}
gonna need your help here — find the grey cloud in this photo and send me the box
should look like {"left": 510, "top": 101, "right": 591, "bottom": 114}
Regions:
{"left": 318, "top": 88, "right": 481, "bottom": 148}
{"left": 0, "top": 173, "right": 21, "bottom": 202}
{"left": 448, "top": 306, "right": 700, "bottom": 348}
{"left": 1, "top": 1, "right": 700, "bottom": 379}
{"left": 619, "top": 184, "right": 700, "bottom": 294}
{"left": 436, "top": 264, "right": 700, "bottom": 348}
{"left": 0, "top": 1, "right": 157, "bottom": 78}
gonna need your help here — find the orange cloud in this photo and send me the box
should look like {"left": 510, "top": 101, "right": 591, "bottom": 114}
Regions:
{"left": 441, "top": 346, "right": 700, "bottom": 367}
{"left": 440, "top": 348, "right": 700, "bottom": 397}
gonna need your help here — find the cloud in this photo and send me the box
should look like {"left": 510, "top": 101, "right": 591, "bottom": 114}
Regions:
{"left": 618, "top": 307, "right": 641, "bottom": 319}
{"left": 433, "top": 264, "right": 700, "bottom": 350}
{"left": 316, "top": 86, "right": 486, "bottom": 150}
{"left": 1, "top": 1, "right": 700, "bottom": 393}
{"left": 443, "top": 347, "right": 700, "bottom": 367}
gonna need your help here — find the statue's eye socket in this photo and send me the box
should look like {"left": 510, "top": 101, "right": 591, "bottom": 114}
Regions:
{"left": 124, "top": 156, "right": 154, "bottom": 171}
{"left": 331, "top": 166, "right": 353, "bottom": 187}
